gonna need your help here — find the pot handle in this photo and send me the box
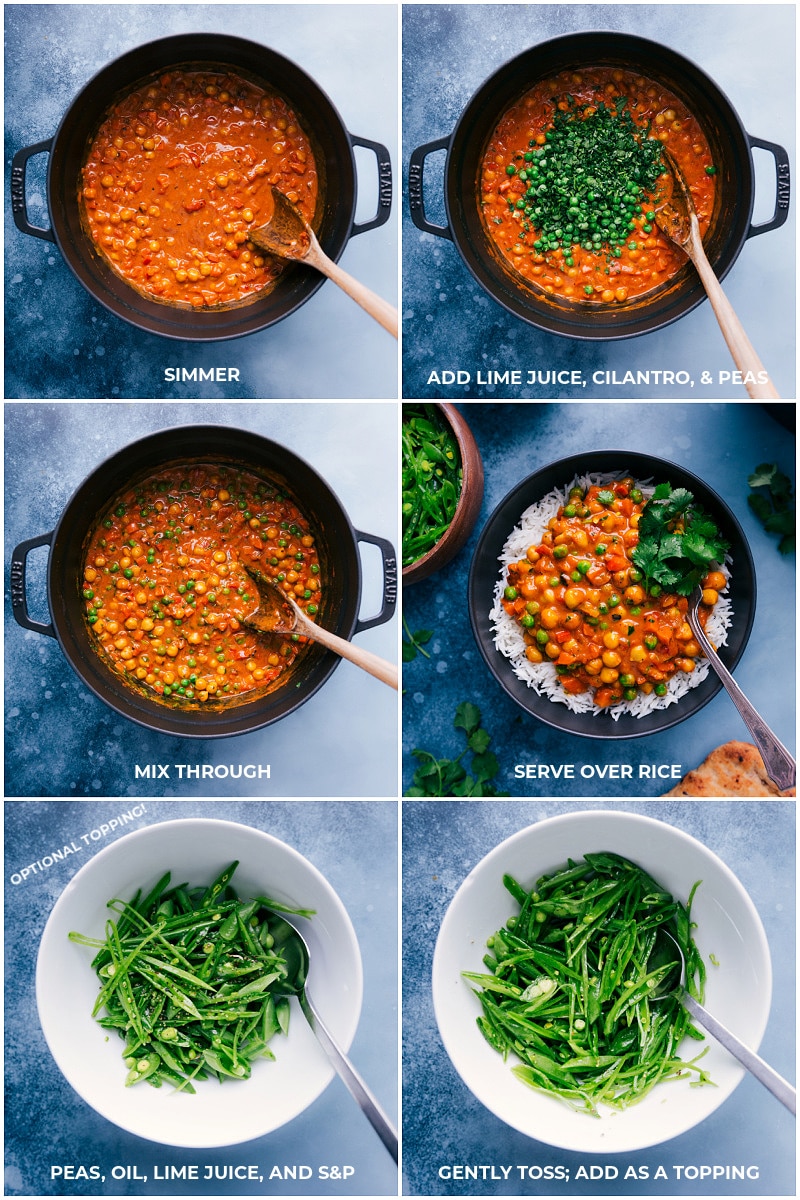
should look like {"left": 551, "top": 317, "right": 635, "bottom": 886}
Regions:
{"left": 10, "top": 531, "right": 56, "bottom": 638}
{"left": 11, "top": 139, "right": 56, "bottom": 243}
{"left": 408, "top": 135, "right": 453, "bottom": 241}
{"left": 353, "top": 530, "right": 397, "bottom": 633}
{"left": 746, "top": 135, "right": 791, "bottom": 239}
{"left": 349, "top": 135, "right": 393, "bottom": 235}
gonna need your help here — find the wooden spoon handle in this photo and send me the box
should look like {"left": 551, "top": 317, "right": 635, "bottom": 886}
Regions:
{"left": 300, "top": 618, "right": 398, "bottom": 689}
{"left": 688, "top": 242, "right": 779, "bottom": 399}
{"left": 307, "top": 244, "right": 398, "bottom": 338}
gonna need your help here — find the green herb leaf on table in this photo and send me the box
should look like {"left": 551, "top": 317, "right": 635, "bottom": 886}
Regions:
{"left": 406, "top": 704, "right": 506, "bottom": 797}
{"left": 747, "top": 462, "right": 795, "bottom": 555}
{"left": 402, "top": 616, "right": 433, "bottom": 662}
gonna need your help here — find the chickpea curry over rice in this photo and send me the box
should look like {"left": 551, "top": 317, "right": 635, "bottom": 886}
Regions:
{"left": 480, "top": 67, "right": 716, "bottom": 304}
{"left": 80, "top": 69, "right": 318, "bottom": 307}
{"left": 495, "top": 476, "right": 731, "bottom": 714}
{"left": 81, "top": 464, "right": 322, "bottom": 705}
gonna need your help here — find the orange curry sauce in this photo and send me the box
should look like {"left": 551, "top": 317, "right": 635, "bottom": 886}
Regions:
{"left": 82, "top": 463, "right": 322, "bottom": 705}
{"left": 502, "top": 479, "right": 726, "bottom": 708}
{"left": 81, "top": 70, "right": 318, "bottom": 307}
{"left": 481, "top": 68, "right": 716, "bottom": 303}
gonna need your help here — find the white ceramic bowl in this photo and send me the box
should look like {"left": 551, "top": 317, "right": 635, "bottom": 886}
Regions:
{"left": 37, "top": 818, "right": 362, "bottom": 1147}
{"left": 432, "top": 809, "right": 772, "bottom": 1153}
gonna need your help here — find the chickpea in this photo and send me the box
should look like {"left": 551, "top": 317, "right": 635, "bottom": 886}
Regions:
{"left": 602, "top": 630, "right": 620, "bottom": 649}
{"left": 600, "top": 667, "right": 620, "bottom": 683}
{"left": 702, "top": 587, "right": 720, "bottom": 606}
{"left": 704, "top": 570, "right": 727, "bottom": 592}
{"left": 602, "top": 650, "right": 622, "bottom": 669}
{"left": 585, "top": 658, "right": 603, "bottom": 676}
{"left": 525, "top": 645, "right": 543, "bottom": 663}
{"left": 624, "top": 584, "right": 645, "bottom": 604}
{"left": 541, "top": 606, "right": 560, "bottom": 629}
{"left": 564, "top": 587, "right": 586, "bottom": 610}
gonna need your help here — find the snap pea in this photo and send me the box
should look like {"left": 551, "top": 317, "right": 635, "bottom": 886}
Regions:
{"left": 464, "top": 852, "right": 712, "bottom": 1115}
{"left": 402, "top": 405, "right": 462, "bottom": 567}
{"left": 69, "top": 861, "right": 314, "bottom": 1093}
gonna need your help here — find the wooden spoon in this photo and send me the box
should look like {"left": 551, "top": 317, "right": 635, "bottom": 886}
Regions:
{"left": 248, "top": 187, "right": 398, "bottom": 338}
{"left": 243, "top": 566, "right": 398, "bottom": 690}
{"left": 654, "top": 151, "right": 779, "bottom": 399}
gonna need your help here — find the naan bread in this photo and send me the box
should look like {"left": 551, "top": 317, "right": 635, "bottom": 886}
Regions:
{"left": 663, "top": 741, "right": 795, "bottom": 797}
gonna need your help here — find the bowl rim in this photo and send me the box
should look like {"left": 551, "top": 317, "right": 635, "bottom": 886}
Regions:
{"left": 402, "top": 402, "right": 484, "bottom": 582}
{"left": 432, "top": 807, "right": 774, "bottom": 1152}
{"left": 35, "top": 817, "right": 364, "bottom": 1147}
{"left": 468, "top": 449, "right": 757, "bottom": 740}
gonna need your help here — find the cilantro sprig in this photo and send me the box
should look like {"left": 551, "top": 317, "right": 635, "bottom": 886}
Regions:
{"left": 747, "top": 463, "right": 795, "bottom": 555}
{"left": 406, "top": 702, "right": 506, "bottom": 797}
{"left": 631, "top": 483, "right": 729, "bottom": 597}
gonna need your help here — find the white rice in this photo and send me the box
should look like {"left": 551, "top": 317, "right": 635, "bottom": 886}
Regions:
{"left": 490, "top": 472, "right": 732, "bottom": 720}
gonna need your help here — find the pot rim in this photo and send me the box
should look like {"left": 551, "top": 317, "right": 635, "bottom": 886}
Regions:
{"left": 41, "top": 33, "right": 363, "bottom": 341}
{"left": 430, "top": 31, "right": 759, "bottom": 341}
{"left": 38, "top": 423, "right": 367, "bottom": 738}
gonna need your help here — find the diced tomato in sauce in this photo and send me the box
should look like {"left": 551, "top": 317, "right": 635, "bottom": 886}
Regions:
{"left": 80, "top": 70, "right": 318, "bottom": 307}
{"left": 81, "top": 463, "right": 322, "bottom": 705}
{"left": 503, "top": 479, "right": 726, "bottom": 709}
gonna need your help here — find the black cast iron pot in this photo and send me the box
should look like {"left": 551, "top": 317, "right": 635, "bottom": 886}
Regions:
{"left": 409, "top": 32, "right": 790, "bottom": 340}
{"left": 11, "top": 33, "right": 392, "bottom": 341}
{"left": 10, "top": 425, "right": 397, "bottom": 737}
{"left": 468, "top": 451, "right": 756, "bottom": 739}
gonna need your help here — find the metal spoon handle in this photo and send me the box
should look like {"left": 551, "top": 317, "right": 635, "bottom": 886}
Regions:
{"left": 689, "top": 602, "right": 795, "bottom": 791}
{"left": 300, "top": 990, "right": 399, "bottom": 1162}
{"left": 682, "top": 993, "right": 796, "bottom": 1114}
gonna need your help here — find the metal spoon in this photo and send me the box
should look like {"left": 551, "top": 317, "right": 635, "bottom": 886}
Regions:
{"left": 654, "top": 151, "right": 779, "bottom": 399}
{"left": 243, "top": 566, "right": 398, "bottom": 690}
{"left": 274, "top": 915, "right": 399, "bottom": 1162}
{"left": 248, "top": 187, "right": 398, "bottom": 338}
{"left": 688, "top": 585, "right": 795, "bottom": 791}
{"left": 651, "top": 926, "right": 795, "bottom": 1114}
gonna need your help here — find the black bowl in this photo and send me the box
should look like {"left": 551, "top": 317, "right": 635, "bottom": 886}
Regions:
{"left": 468, "top": 451, "right": 755, "bottom": 739}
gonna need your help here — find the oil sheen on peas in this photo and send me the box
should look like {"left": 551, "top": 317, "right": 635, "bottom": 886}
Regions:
{"left": 82, "top": 462, "right": 322, "bottom": 705}
{"left": 502, "top": 478, "right": 726, "bottom": 708}
{"left": 480, "top": 67, "right": 716, "bottom": 304}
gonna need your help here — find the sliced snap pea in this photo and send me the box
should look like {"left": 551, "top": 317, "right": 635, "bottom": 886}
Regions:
{"left": 69, "top": 862, "right": 315, "bottom": 1092}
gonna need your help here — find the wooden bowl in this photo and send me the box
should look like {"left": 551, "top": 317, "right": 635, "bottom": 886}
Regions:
{"left": 402, "top": 403, "right": 484, "bottom": 585}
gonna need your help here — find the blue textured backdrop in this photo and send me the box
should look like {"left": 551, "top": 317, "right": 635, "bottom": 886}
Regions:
{"left": 402, "top": 401, "right": 795, "bottom": 797}
{"left": 5, "top": 402, "right": 398, "bottom": 797}
{"left": 5, "top": 799, "right": 398, "bottom": 1196}
{"left": 5, "top": 4, "right": 397, "bottom": 399}
{"left": 402, "top": 4, "right": 795, "bottom": 400}
{"left": 402, "top": 799, "right": 795, "bottom": 1196}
